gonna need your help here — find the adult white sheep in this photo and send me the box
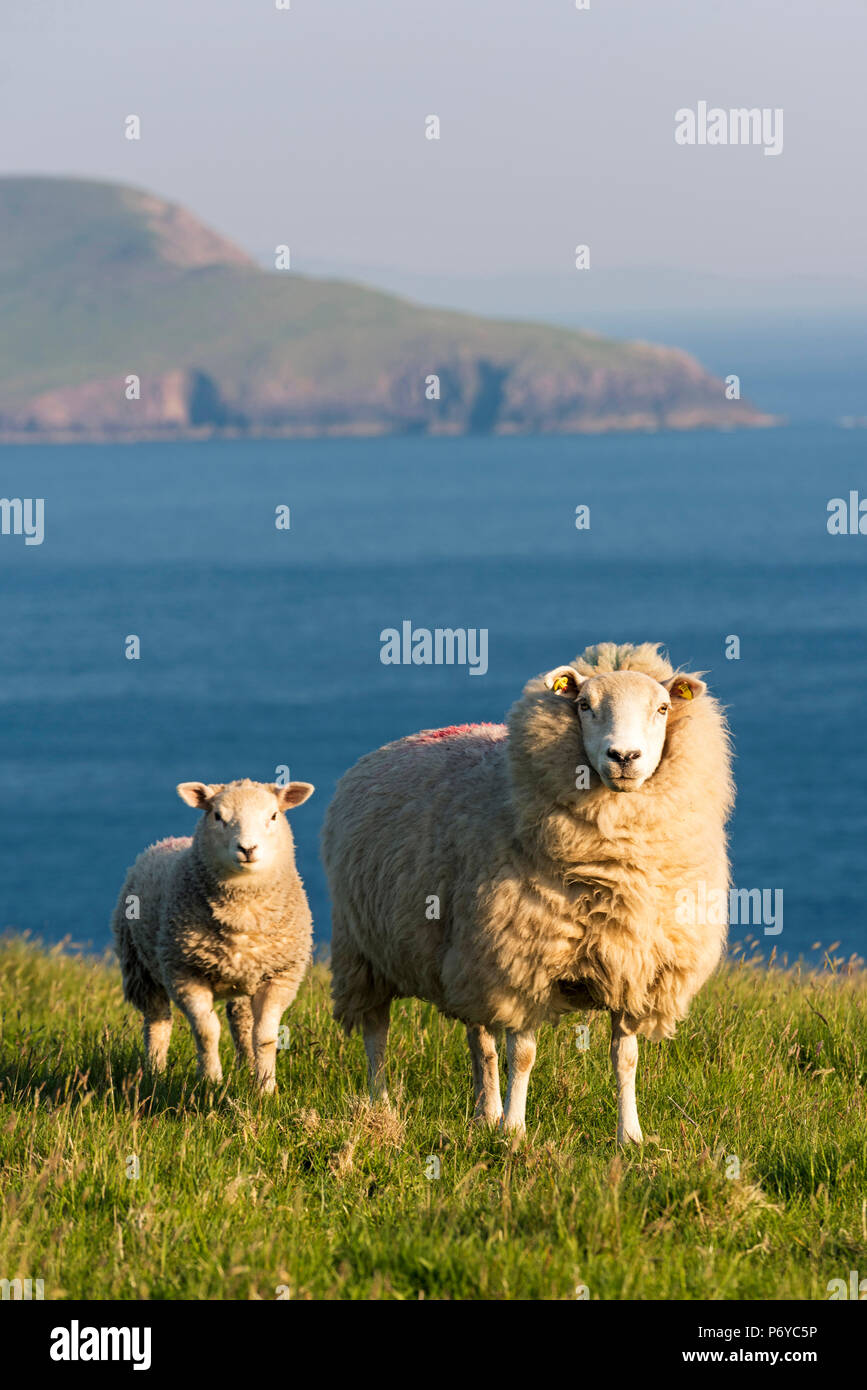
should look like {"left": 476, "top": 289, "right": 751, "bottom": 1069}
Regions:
{"left": 323, "top": 642, "right": 733, "bottom": 1141}
{"left": 112, "top": 778, "right": 314, "bottom": 1092}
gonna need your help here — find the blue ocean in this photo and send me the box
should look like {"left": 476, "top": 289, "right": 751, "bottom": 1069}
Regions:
{"left": 1, "top": 426, "right": 865, "bottom": 961}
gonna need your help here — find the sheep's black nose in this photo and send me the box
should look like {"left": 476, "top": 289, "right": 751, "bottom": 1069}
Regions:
{"left": 607, "top": 748, "right": 641, "bottom": 764}
{"left": 238, "top": 844, "right": 258, "bottom": 860}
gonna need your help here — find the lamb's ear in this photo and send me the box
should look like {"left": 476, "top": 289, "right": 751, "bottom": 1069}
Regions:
{"left": 272, "top": 782, "right": 315, "bottom": 811}
{"left": 663, "top": 674, "right": 707, "bottom": 702}
{"left": 177, "top": 782, "right": 222, "bottom": 808}
{"left": 544, "top": 665, "right": 585, "bottom": 699}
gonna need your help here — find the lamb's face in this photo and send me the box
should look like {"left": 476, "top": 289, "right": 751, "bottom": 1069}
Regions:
{"left": 177, "top": 779, "right": 315, "bottom": 876}
{"left": 544, "top": 665, "right": 706, "bottom": 792}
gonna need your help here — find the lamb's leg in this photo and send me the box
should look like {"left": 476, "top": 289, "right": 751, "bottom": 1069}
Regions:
{"left": 502, "top": 1028, "right": 536, "bottom": 1135}
{"left": 143, "top": 996, "right": 173, "bottom": 1073}
{"left": 172, "top": 977, "right": 223, "bottom": 1084}
{"left": 465, "top": 1023, "right": 503, "bottom": 1125}
{"left": 362, "top": 1000, "right": 391, "bottom": 1105}
{"left": 226, "top": 998, "right": 255, "bottom": 1070}
{"left": 610, "top": 1011, "right": 643, "bottom": 1144}
{"left": 116, "top": 917, "right": 173, "bottom": 1071}
{"left": 251, "top": 979, "right": 296, "bottom": 1095}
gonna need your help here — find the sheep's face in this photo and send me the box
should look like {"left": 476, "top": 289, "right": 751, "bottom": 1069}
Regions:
{"left": 177, "top": 779, "right": 314, "bottom": 875}
{"left": 544, "top": 666, "right": 706, "bottom": 792}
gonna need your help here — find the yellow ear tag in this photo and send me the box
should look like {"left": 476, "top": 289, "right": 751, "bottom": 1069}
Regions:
{"left": 677, "top": 682, "right": 693, "bottom": 699}
{"left": 553, "top": 676, "right": 570, "bottom": 692}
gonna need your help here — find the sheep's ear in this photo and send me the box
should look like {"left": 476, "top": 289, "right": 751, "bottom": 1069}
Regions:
{"left": 663, "top": 674, "right": 707, "bottom": 702}
{"left": 177, "top": 782, "right": 221, "bottom": 808}
{"left": 272, "top": 782, "right": 315, "bottom": 811}
{"left": 544, "top": 665, "right": 585, "bottom": 699}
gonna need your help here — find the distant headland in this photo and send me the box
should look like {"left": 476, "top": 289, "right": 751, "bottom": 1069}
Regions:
{"left": 0, "top": 176, "right": 776, "bottom": 442}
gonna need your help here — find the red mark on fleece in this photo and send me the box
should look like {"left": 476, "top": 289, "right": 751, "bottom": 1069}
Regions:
{"left": 154, "top": 836, "right": 192, "bottom": 853}
{"left": 415, "top": 722, "right": 508, "bottom": 743}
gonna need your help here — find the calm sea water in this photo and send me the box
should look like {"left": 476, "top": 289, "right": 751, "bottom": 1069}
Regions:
{"left": 1, "top": 427, "right": 865, "bottom": 961}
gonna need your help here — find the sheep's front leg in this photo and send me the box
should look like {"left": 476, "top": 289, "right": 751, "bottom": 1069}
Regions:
{"left": 610, "top": 1012, "right": 643, "bottom": 1144}
{"left": 362, "top": 1000, "right": 392, "bottom": 1105}
{"left": 251, "top": 979, "right": 296, "bottom": 1094}
{"left": 502, "top": 1028, "right": 536, "bottom": 1135}
{"left": 226, "top": 997, "right": 255, "bottom": 1070}
{"left": 172, "top": 977, "right": 223, "bottom": 1083}
{"left": 466, "top": 1023, "right": 503, "bottom": 1125}
{"left": 143, "top": 997, "right": 173, "bottom": 1073}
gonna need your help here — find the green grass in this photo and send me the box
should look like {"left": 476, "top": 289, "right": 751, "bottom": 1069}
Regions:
{"left": 1, "top": 936, "right": 864, "bottom": 1300}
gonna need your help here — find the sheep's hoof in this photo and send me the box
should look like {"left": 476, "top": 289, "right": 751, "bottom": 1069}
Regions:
{"left": 617, "top": 1127, "right": 644, "bottom": 1145}
{"left": 500, "top": 1118, "right": 526, "bottom": 1139}
{"left": 473, "top": 1110, "right": 504, "bottom": 1128}
{"left": 257, "top": 1076, "right": 277, "bottom": 1095}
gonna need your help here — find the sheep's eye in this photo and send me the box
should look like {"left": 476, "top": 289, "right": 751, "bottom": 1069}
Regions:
{"left": 213, "top": 811, "right": 223, "bottom": 823}
{"left": 658, "top": 705, "right": 669, "bottom": 716}
{"left": 270, "top": 812, "right": 277, "bottom": 822}
{"left": 578, "top": 699, "right": 591, "bottom": 712}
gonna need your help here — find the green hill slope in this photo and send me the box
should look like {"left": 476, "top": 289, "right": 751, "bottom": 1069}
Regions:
{"left": 0, "top": 176, "right": 774, "bottom": 439}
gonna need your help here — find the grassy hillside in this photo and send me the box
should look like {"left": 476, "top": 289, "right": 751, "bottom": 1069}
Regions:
{"left": 0, "top": 937, "right": 863, "bottom": 1300}
{"left": 0, "top": 176, "right": 773, "bottom": 436}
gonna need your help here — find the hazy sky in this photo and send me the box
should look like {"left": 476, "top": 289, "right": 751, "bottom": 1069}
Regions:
{"left": 3, "top": 0, "right": 866, "bottom": 303}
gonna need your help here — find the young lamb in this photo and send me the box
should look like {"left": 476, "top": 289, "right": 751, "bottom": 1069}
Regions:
{"left": 322, "top": 642, "right": 734, "bottom": 1142}
{"left": 112, "top": 778, "right": 314, "bottom": 1092}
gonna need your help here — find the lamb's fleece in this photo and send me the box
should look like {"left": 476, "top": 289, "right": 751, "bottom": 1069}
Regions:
{"left": 324, "top": 642, "right": 733, "bottom": 1041}
{"left": 112, "top": 778, "right": 314, "bottom": 1088}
